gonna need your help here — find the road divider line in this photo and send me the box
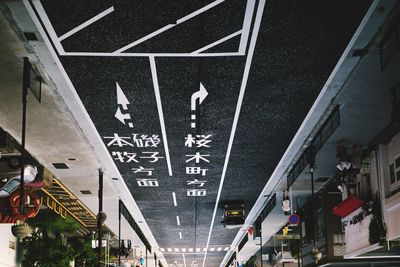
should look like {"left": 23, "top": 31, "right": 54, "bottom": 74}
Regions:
{"left": 172, "top": 192, "right": 178, "bottom": 206}
{"left": 149, "top": 56, "right": 173, "bottom": 176}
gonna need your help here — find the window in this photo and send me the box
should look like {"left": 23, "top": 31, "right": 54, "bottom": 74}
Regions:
{"left": 389, "top": 155, "right": 400, "bottom": 186}
{"left": 390, "top": 164, "right": 396, "bottom": 184}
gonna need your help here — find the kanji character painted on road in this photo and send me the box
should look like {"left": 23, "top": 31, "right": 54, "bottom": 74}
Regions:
{"left": 185, "top": 152, "right": 210, "bottom": 163}
{"left": 186, "top": 166, "right": 208, "bottom": 176}
{"left": 184, "top": 134, "right": 212, "bottom": 148}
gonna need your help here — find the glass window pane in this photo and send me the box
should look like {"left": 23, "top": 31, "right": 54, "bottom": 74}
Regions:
{"left": 395, "top": 157, "right": 400, "bottom": 168}
{"left": 390, "top": 164, "right": 395, "bottom": 184}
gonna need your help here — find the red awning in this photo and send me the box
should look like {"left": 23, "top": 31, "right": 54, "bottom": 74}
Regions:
{"left": 332, "top": 196, "right": 364, "bottom": 218}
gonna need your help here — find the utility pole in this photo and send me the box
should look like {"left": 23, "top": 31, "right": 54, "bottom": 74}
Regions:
{"left": 118, "top": 200, "right": 121, "bottom": 267}
{"left": 98, "top": 169, "right": 104, "bottom": 267}
{"left": 19, "top": 57, "right": 30, "bottom": 216}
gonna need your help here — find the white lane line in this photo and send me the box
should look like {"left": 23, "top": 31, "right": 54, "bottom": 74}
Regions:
{"left": 179, "top": 232, "right": 183, "bottom": 239}
{"left": 113, "top": 24, "right": 175, "bottom": 53}
{"left": 176, "top": 0, "right": 225, "bottom": 24}
{"left": 149, "top": 56, "right": 173, "bottom": 176}
{"left": 62, "top": 52, "right": 244, "bottom": 57}
{"left": 59, "top": 7, "right": 114, "bottom": 41}
{"left": 239, "top": 0, "right": 256, "bottom": 53}
{"left": 202, "top": 0, "right": 267, "bottom": 266}
{"left": 31, "top": 0, "right": 65, "bottom": 54}
{"left": 191, "top": 30, "right": 243, "bottom": 54}
{"left": 183, "top": 253, "right": 187, "bottom": 267}
{"left": 172, "top": 192, "right": 178, "bottom": 206}
{"left": 113, "top": 0, "right": 225, "bottom": 53}
{"left": 176, "top": 216, "right": 181, "bottom": 226}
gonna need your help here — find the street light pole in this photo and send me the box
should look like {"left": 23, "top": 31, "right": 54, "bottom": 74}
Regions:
{"left": 118, "top": 200, "right": 121, "bottom": 267}
{"left": 98, "top": 169, "right": 104, "bottom": 267}
{"left": 19, "top": 57, "right": 30, "bottom": 216}
{"left": 259, "top": 216, "right": 263, "bottom": 267}
{"left": 308, "top": 148, "right": 321, "bottom": 262}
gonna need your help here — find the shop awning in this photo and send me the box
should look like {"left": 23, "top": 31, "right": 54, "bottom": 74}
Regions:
{"left": 332, "top": 196, "right": 364, "bottom": 218}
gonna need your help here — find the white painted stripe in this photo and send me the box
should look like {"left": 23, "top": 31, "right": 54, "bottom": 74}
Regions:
{"left": 189, "top": 248, "right": 193, "bottom": 252}
{"left": 191, "top": 30, "right": 242, "bottom": 54}
{"left": 239, "top": 0, "right": 256, "bottom": 53}
{"left": 149, "top": 56, "right": 173, "bottom": 176}
{"left": 113, "top": 0, "right": 224, "bottom": 53}
{"left": 224, "top": 247, "right": 230, "bottom": 251}
{"left": 168, "top": 248, "right": 172, "bottom": 252}
{"left": 160, "top": 248, "right": 165, "bottom": 252}
{"left": 61, "top": 52, "right": 244, "bottom": 57}
{"left": 176, "top": 216, "right": 181, "bottom": 226}
{"left": 175, "top": 248, "right": 179, "bottom": 252}
{"left": 179, "top": 232, "right": 182, "bottom": 239}
{"left": 202, "top": 0, "right": 266, "bottom": 267}
{"left": 113, "top": 24, "right": 175, "bottom": 53}
{"left": 183, "top": 253, "right": 187, "bottom": 267}
{"left": 210, "top": 247, "right": 215, "bottom": 252}
{"left": 172, "top": 192, "right": 178, "bottom": 206}
{"left": 31, "top": 0, "right": 65, "bottom": 54}
{"left": 177, "top": 0, "right": 225, "bottom": 24}
{"left": 182, "top": 248, "right": 186, "bottom": 252}
{"left": 59, "top": 7, "right": 114, "bottom": 41}
{"left": 217, "top": 247, "right": 222, "bottom": 251}
{"left": 162, "top": 252, "right": 204, "bottom": 255}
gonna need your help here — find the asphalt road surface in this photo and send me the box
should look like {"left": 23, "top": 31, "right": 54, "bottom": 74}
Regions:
{"left": 29, "top": 0, "right": 372, "bottom": 265}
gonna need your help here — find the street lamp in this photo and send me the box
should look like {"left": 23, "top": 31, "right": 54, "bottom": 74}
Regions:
{"left": 307, "top": 148, "right": 321, "bottom": 263}
{"left": 12, "top": 57, "right": 41, "bottom": 238}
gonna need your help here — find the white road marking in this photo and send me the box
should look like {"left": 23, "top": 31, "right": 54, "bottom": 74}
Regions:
{"left": 183, "top": 253, "right": 187, "bottom": 267}
{"left": 61, "top": 52, "right": 244, "bottom": 57}
{"left": 31, "top": 0, "right": 65, "bottom": 54}
{"left": 176, "top": 216, "right": 181, "bottom": 226}
{"left": 179, "top": 232, "right": 183, "bottom": 239}
{"left": 149, "top": 56, "right": 173, "bottom": 176}
{"left": 239, "top": 0, "right": 256, "bottom": 53}
{"left": 116, "top": 82, "right": 130, "bottom": 109}
{"left": 113, "top": 24, "right": 175, "bottom": 53}
{"left": 191, "top": 30, "right": 242, "bottom": 54}
{"left": 177, "top": 0, "right": 225, "bottom": 24}
{"left": 113, "top": 0, "right": 225, "bottom": 53}
{"left": 202, "top": 0, "right": 266, "bottom": 266}
{"left": 59, "top": 6, "right": 114, "bottom": 41}
{"left": 172, "top": 192, "right": 178, "bottom": 206}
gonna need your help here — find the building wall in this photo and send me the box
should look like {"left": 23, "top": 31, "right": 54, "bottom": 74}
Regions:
{"left": 0, "top": 224, "right": 17, "bottom": 267}
{"left": 385, "top": 133, "right": 400, "bottom": 240}
{"left": 384, "top": 131, "right": 400, "bottom": 240}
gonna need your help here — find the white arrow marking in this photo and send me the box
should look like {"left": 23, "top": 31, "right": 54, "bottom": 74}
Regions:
{"left": 191, "top": 83, "right": 208, "bottom": 111}
{"left": 114, "top": 107, "right": 131, "bottom": 125}
{"left": 116, "top": 82, "right": 130, "bottom": 110}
